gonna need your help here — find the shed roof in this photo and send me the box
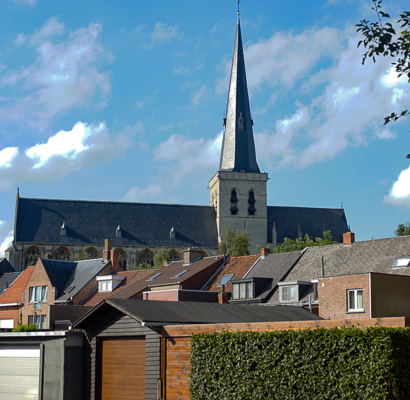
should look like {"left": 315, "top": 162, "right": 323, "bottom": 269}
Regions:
{"left": 73, "top": 298, "right": 322, "bottom": 328}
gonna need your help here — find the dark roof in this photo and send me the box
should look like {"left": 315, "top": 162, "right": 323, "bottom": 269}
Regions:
{"left": 57, "top": 258, "right": 110, "bottom": 302}
{"left": 0, "top": 258, "right": 15, "bottom": 274}
{"left": 113, "top": 256, "right": 225, "bottom": 299}
{"left": 40, "top": 259, "right": 77, "bottom": 295}
{"left": 16, "top": 197, "right": 218, "bottom": 248}
{"left": 219, "top": 17, "right": 259, "bottom": 173}
{"left": 0, "top": 272, "right": 21, "bottom": 296}
{"left": 267, "top": 206, "right": 348, "bottom": 244}
{"left": 73, "top": 298, "right": 321, "bottom": 328}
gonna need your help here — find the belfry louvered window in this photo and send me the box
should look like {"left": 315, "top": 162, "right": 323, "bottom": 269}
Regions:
{"left": 230, "top": 190, "right": 238, "bottom": 215}
{"left": 248, "top": 191, "right": 256, "bottom": 215}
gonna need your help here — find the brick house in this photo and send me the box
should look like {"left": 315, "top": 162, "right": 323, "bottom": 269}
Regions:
{"left": 0, "top": 268, "right": 33, "bottom": 329}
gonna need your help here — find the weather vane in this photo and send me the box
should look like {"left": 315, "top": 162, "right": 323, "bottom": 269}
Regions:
{"left": 237, "top": 0, "right": 240, "bottom": 16}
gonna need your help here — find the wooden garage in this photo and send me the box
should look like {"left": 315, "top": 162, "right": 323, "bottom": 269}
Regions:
{"left": 100, "top": 337, "right": 146, "bottom": 400}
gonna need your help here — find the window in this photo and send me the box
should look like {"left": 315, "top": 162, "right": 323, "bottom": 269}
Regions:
{"left": 248, "top": 191, "right": 256, "bottom": 216}
{"left": 29, "top": 285, "right": 48, "bottom": 303}
{"left": 28, "top": 315, "right": 46, "bottom": 329}
{"left": 347, "top": 289, "right": 364, "bottom": 312}
{"left": 232, "top": 281, "right": 253, "bottom": 300}
{"left": 391, "top": 256, "right": 410, "bottom": 269}
{"left": 171, "top": 270, "right": 188, "bottom": 279}
{"left": 168, "top": 250, "right": 181, "bottom": 262}
{"left": 54, "top": 247, "right": 70, "bottom": 260}
{"left": 281, "top": 286, "right": 296, "bottom": 302}
{"left": 146, "top": 273, "right": 162, "bottom": 282}
{"left": 138, "top": 250, "right": 154, "bottom": 267}
{"left": 218, "top": 274, "right": 234, "bottom": 286}
{"left": 99, "top": 280, "right": 112, "bottom": 292}
{"left": 24, "top": 247, "right": 41, "bottom": 267}
{"left": 230, "top": 190, "right": 238, "bottom": 215}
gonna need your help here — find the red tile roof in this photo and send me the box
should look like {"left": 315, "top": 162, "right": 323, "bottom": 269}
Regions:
{"left": 0, "top": 267, "right": 34, "bottom": 304}
{"left": 83, "top": 269, "right": 154, "bottom": 307}
{"left": 206, "top": 254, "right": 260, "bottom": 293}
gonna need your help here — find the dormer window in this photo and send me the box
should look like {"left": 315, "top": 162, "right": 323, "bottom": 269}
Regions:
{"left": 232, "top": 281, "right": 253, "bottom": 300}
{"left": 170, "top": 226, "right": 176, "bottom": 240}
{"left": 61, "top": 222, "right": 66, "bottom": 236}
{"left": 238, "top": 112, "right": 244, "bottom": 130}
{"left": 97, "top": 275, "right": 124, "bottom": 293}
{"left": 116, "top": 224, "right": 122, "bottom": 238}
{"left": 248, "top": 191, "right": 256, "bottom": 215}
{"left": 230, "top": 190, "right": 238, "bottom": 215}
{"left": 278, "top": 281, "right": 311, "bottom": 303}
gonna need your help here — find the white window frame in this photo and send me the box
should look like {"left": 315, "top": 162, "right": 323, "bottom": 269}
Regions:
{"left": 232, "top": 281, "right": 253, "bottom": 300}
{"left": 28, "top": 314, "right": 46, "bottom": 329}
{"left": 280, "top": 285, "right": 297, "bottom": 302}
{"left": 347, "top": 289, "right": 364, "bottom": 312}
{"left": 29, "top": 286, "right": 48, "bottom": 303}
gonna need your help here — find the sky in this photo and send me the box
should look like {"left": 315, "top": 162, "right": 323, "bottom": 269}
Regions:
{"left": 0, "top": 0, "right": 409, "bottom": 255}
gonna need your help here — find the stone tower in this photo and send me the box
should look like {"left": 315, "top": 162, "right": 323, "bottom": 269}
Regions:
{"left": 209, "top": 16, "right": 268, "bottom": 253}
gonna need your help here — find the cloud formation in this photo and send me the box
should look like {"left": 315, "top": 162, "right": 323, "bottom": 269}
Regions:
{"left": 0, "top": 17, "right": 111, "bottom": 131}
{"left": 384, "top": 165, "right": 410, "bottom": 207}
{"left": 0, "top": 121, "right": 135, "bottom": 191}
{"left": 0, "top": 221, "right": 13, "bottom": 258}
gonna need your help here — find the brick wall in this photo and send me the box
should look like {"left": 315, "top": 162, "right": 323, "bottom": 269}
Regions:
{"left": 22, "top": 261, "right": 52, "bottom": 325}
{"left": 0, "top": 306, "right": 20, "bottom": 328}
{"left": 319, "top": 274, "right": 370, "bottom": 320}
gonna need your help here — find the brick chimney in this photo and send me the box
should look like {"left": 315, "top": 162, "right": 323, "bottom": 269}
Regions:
{"left": 261, "top": 247, "right": 270, "bottom": 257}
{"left": 343, "top": 232, "right": 355, "bottom": 246}
{"left": 110, "top": 249, "right": 120, "bottom": 273}
{"left": 218, "top": 284, "right": 229, "bottom": 304}
{"left": 183, "top": 248, "right": 203, "bottom": 264}
{"left": 103, "top": 239, "right": 112, "bottom": 262}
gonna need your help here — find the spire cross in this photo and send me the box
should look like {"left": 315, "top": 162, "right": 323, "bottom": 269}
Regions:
{"left": 237, "top": 0, "right": 240, "bottom": 16}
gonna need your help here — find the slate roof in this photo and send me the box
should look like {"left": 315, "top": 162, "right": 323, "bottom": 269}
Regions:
{"left": 40, "top": 259, "right": 77, "bottom": 295}
{"left": 73, "top": 298, "right": 322, "bottom": 328}
{"left": 0, "top": 258, "right": 15, "bottom": 275}
{"left": 0, "top": 267, "right": 25, "bottom": 304}
{"left": 56, "top": 258, "right": 110, "bottom": 302}
{"left": 113, "top": 256, "right": 225, "bottom": 299}
{"left": 0, "top": 268, "right": 33, "bottom": 304}
{"left": 16, "top": 197, "right": 218, "bottom": 248}
{"left": 206, "top": 254, "right": 260, "bottom": 293}
{"left": 268, "top": 206, "right": 348, "bottom": 244}
{"left": 245, "top": 251, "right": 302, "bottom": 301}
{"left": 268, "top": 235, "right": 410, "bottom": 303}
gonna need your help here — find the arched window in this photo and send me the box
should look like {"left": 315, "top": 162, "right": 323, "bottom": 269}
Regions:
{"left": 24, "top": 247, "right": 41, "bottom": 268}
{"left": 138, "top": 250, "right": 154, "bottom": 267}
{"left": 53, "top": 247, "right": 70, "bottom": 261}
{"left": 230, "top": 190, "right": 238, "bottom": 215}
{"left": 117, "top": 250, "right": 127, "bottom": 269}
{"left": 248, "top": 190, "right": 256, "bottom": 216}
{"left": 168, "top": 250, "right": 181, "bottom": 262}
{"left": 86, "top": 248, "right": 99, "bottom": 259}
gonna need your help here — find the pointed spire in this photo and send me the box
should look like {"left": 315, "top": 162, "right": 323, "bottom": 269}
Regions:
{"left": 219, "top": 16, "right": 260, "bottom": 173}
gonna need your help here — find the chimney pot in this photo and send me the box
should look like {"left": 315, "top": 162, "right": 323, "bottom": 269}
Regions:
{"left": 261, "top": 247, "right": 270, "bottom": 256}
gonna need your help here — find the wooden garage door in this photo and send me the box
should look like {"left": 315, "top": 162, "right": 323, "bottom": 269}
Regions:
{"left": 101, "top": 337, "right": 146, "bottom": 400}
{"left": 0, "top": 346, "right": 40, "bottom": 400}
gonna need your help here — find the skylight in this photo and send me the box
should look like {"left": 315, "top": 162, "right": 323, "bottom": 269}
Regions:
{"left": 171, "top": 270, "right": 188, "bottom": 279}
{"left": 218, "top": 274, "right": 234, "bottom": 285}
{"left": 391, "top": 257, "right": 410, "bottom": 269}
{"left": 146, "top": 273, "right": 162, "bottom": 281}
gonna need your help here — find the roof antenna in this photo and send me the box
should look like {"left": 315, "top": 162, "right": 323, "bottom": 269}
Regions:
{"left": 237, "top": 0, "right": 240, "bottom": 16}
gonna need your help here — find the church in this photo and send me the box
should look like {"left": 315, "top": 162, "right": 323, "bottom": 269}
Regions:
{"left": 6, "top": 16, "right": 348, "bottom": 271}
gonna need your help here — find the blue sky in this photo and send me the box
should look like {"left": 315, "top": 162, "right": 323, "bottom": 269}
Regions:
{"left": 0, "top": 0, "right": 409, "bottom": 254}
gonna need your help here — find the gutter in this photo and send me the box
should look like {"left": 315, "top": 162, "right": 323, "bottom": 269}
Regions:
{"left": 0, "top": 302, "right": 22, "bottom": 307}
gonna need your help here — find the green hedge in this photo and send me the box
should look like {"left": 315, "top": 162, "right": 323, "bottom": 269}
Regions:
{"left": 190, "top": 327, "right": 410, "bottom": 399}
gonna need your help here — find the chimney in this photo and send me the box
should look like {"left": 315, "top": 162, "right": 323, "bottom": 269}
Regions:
{"left": 261, "top": 247, "right": 270, "bottom": 257}
{"left": 183, "top": 248, "right": 203, "bottom": 264}
{"left": 103, "top": 239, "right": 112, "bottom": 262}
{"left": 110, "top": 249, "right": 120, "bottom": 273}
{"left": 343, "top": 232, "right": 355, "bottom": 246}
{"left": 218, "top": 284, "right": 229, "bottom": 304}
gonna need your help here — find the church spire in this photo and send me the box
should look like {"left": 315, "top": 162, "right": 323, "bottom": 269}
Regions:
{"left": 219, "top": 15, "right": 260, "bottom": 173}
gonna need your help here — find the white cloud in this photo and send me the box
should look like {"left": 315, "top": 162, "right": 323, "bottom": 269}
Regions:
{"left": 0, "top": 18, "right": 112, "bottom": 131}
{"left": 383, "top": 165, "right": 410, "bottom": 207}
{"left": 0, "top": 121, "right": 136, "bottom": 191}
{"left": 0, "top": 221, "right": 13, "bottom": 258}
{"left": 192, "top": 85, "right": 207, "bottom": 107}
{"left": 151, "top": 22, "right": 182, "bottom": 43}
{"left": 124, "top": 184, "right": 164, "bottom": 202}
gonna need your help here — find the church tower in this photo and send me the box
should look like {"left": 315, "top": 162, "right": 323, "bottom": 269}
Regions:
{"left": 209, "top": 14, "right": 268, "bottom": 253}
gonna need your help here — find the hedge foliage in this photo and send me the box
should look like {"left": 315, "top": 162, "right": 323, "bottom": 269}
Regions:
{"left": 190, "top": 327, "right": 410, "bottom": 399}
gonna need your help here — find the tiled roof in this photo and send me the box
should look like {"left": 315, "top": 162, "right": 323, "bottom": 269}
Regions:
{"left": 206, "top": 254, "right": 260, "bottom": 293}
{"left": 113, "top": 256, "right": 225, "bottom": 299}
{"left": 83, "top": 270, "right": 147, "bottom": 307}
{"left": 0, "top": 267, "right": 34, "bottom": 304}
{"left": 16, "top": 197, "right": 218, "bottom": 249}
